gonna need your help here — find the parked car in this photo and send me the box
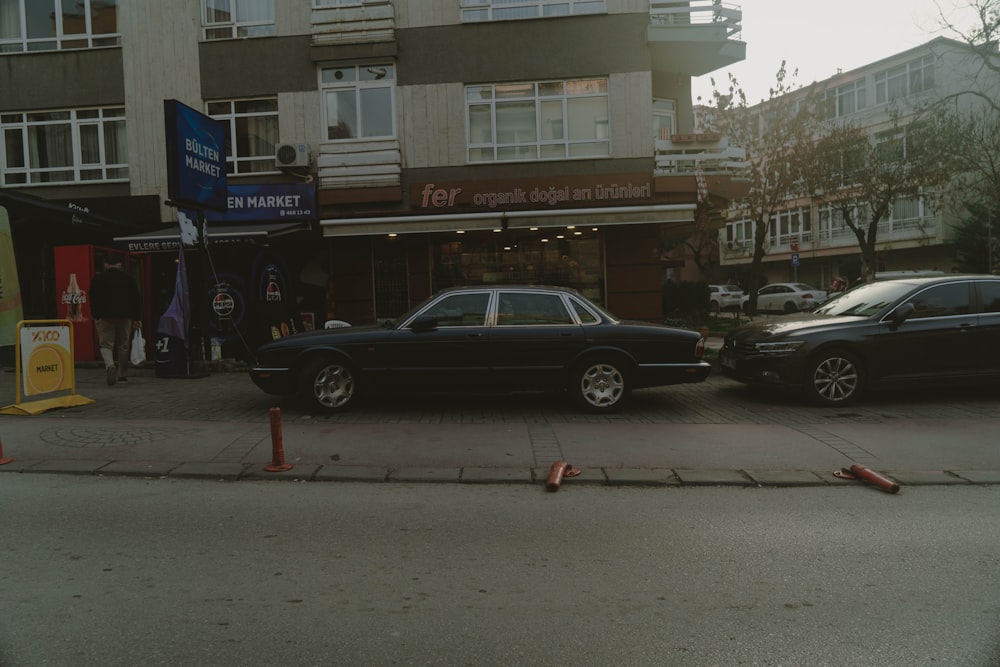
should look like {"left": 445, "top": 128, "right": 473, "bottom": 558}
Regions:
{"left": 720, "top": 275, "right": 1000, "bottom": 406}
{"left": 709, "top": 284, "right": 744, "bottom": 313}
{"left": 251, "top": 285, "right": 711, "bottom": 414}
{"left": 741, "top": 282, "right": 828, "bottom": 314}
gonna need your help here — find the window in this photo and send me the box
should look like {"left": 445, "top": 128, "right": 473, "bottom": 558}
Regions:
{"left": 417, "top": 292, "right": 490, "bottom": 328}
{"left": 978, "top": 281, "right": 1000, "bottom": 314}
{"left": 321, "top": 64, "right": 395, "bottom": 141}
{"left": 460, "top": 0, "right": 605, "bottom": 22}
{"left": 1, "top": 107, "right": 126, "bottom": 186}
{"left": 835, "top": 80, "right": 866, "bottom": 117}
{"left": 496, "top": 291, "right": 573, "bottom": 325}
{"left": 207, "top": 98, "right": 278, "bottom": 174}
{"left": 467, "top": 78, "right": 609, "bottom": 162}
{"left": 202, "top": 0, "right": 274, "bottom": 40}
{"left": 653, "top": 98, "right": 675, "bottom": 139}
{"left": 874, "top": 56, "right": 933, "bottom": 105}
{"left": 0, "top": 0, "right": 119, "bottom": 53}
{"left": 909, "top": 283, "right": 971, "bottom": 319}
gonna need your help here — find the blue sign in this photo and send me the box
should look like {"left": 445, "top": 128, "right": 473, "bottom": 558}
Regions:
{"left": 205, "top": 183, "right": 317, "bottom": 223}
{"left": 163, "top": 99, "right": 228, "bottom": 212}
{"left": 791, "top": 252, "right": 800, "bottom": 267}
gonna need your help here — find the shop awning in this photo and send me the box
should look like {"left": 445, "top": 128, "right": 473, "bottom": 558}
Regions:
{"left": 320, "top": 204, "right": 697, "bottom": 237}
{"left": 0, "top": 189, "right": 156, "bottom": 232}
{"left": 114, "top": 221, "right": 310, "bottom": 252}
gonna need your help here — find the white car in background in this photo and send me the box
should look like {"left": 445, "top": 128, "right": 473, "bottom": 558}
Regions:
{"left": 708, "top": 284, "right": 744, "bottom": 313}
{"left": 741, "top": 282, "right": 828, "bottom": 314}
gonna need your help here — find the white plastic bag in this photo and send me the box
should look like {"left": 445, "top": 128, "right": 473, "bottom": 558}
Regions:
{"left": 130, "top": 329, "right": 147, "bottom": 366}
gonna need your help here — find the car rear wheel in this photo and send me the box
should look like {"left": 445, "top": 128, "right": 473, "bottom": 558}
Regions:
{"left": 783, "top": 301, "right": 798, "bottom": 314}
{"left": 805, "top": 349, "right": 864, "bottom": 406}
{"left": 710, "top": 300, "right": 721, "bottom": 314}
{"left": 299, "top": 356, "right": 358, "bottom": 413}
{"left": 571, "top": 357, "right": 631, "bottom": 413}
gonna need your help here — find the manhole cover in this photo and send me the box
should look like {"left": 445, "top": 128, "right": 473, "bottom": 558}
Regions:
{"left": 39, "top": 426, "right": 195, "bottom": 448}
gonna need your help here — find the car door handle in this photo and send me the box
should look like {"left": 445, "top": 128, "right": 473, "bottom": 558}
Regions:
{"left": 467, "top": 332, "right": 483, "bottom": 338}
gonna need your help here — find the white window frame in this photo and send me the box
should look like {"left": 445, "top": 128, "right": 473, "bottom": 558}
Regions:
{"left": 460, "top": 0, "right": 605, "bottom": 22}
{"left": 1, "top": 107, "right": 127, "bottom": 186}
{"left": 206, "top": 97, "right": 279, "bottom": 175}
{"left": 0, "top": 0, "right": 120, "bottom": 53}
{"left": 874, "top": 56, "right": 933, "bottom": 105}
{"left": 835, "top": 79, "right": 866, "bottom": 117}
{"left": 320, "top": 63, "right": 397, "bottom": 142}
{"left": 466, "top": 78, "right": 610, "bottom": 163}
{"left": 653, "top": 98, "right": 676, "bottom": 139}
{"left": 202, "top": 0, "right": 275, "bottom": 41}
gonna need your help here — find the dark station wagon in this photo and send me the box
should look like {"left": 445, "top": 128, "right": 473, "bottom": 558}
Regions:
{"left": 251, "top": 285, "right": 711, "bottom": 413}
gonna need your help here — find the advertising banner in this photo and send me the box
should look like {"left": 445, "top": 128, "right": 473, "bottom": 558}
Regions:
{"left": 164, "top": 99, "right": 228, "bottom": 212}
{"left": 0, "top": 206, "right": 23, "bottom": 348}
{"left": 205, "top": 183, "right": 317, "bottom": 223}
{"left": 1, "top": 320, "right": 94, "bottom": 415}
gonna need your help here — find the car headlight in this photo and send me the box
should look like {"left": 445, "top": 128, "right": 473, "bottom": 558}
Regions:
{"left": 753, "top": 340, "right": 806, "bottom": 353}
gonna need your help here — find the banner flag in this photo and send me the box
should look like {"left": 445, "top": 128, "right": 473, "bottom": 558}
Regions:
{"left": 157, "top": 242, "right": 190, "bottom": 346}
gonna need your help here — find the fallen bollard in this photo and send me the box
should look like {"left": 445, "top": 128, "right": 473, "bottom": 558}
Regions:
{"left": 545, "top": 461, "right": 581, "bottom": 492}
{"left": 263, "top": 407, "right": 293, "bottom": 472}
{"left": 833, "top": 464, "right": 899, "bottom": 494}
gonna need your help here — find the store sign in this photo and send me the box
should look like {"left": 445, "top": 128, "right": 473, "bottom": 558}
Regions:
{"left": 412, "top": 173, "right": 653, "bottom": 212}
{"left": 18, "top": 324, "right": 73, "bottom": 397}
{"left": 163, "top": 99, "right": 228, "bottom": 212}
{"left": 205, "top": 183, "right": 316, "bottom": 222}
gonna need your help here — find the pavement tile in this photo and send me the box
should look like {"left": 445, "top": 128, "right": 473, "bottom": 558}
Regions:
{"left": 314, "top": 465, "right": 389, "bottom": 482}
{"left": 885, "top": 470, "right": 968, "bottom": 485}
{"left": 0, "top": 459, "right": 43, "bottom": 473}
{"left": 97, "top": 461, "right": 180, "bottom": 477}
{"left": 23, "top": 459, "right": 113, "bottom": 474}
{"left": 674, "top": 469, "right": 754, "bottom": 486}
{"left": 170, "top": 462, "right": 251, "bottom": 481}
{"left": 241, "top": 464, "right": 321, "bottom": 482}
{"left": 744, "top": 470, "right": 828, "bottom": 486}
{"left": 949, "top": 470, "right": 1000, "bottom": 484}
{"left": 603, "top": 468, "right": 681, "bottom": 486}
{"left": 388, "top": 467, "right": 462, "bottom": 483}
{"left": 460, "top": 467, "right": 532, "bottom": 483}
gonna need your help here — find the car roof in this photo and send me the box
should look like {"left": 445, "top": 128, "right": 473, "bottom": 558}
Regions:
{"left": 433, "top": 284, "right": 581, "bottom": 295}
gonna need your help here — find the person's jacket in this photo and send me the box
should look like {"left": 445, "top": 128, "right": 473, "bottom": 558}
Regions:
{"left": 89, "top": 268, "right": 141, "bottom": 320}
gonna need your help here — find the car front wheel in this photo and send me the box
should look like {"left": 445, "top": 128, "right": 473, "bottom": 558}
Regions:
{"left": 299, "top": 356, "right": 359, "bottom": 413}
{"left": 571, "top": 357, "right": 631, "bottom": 413}
{"left": 805, "top": 349, "right": 864, "bottom": 406}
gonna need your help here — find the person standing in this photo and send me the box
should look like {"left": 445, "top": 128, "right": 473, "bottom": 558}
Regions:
{"left": 89, "top": 258, "right": 141, "bottom": 386}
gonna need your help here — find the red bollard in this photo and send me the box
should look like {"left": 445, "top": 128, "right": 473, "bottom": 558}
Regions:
{"left": 545, "top": 461, "right": 581, "bottom": 492}
{"left": 848, "top": 464, "right": 900, "bottom": 494}
{"left": 0, "top": 433, "right": 11, "bottom": 465}
{"left": 263, "top": 407, "right": 293, "bottom": 472}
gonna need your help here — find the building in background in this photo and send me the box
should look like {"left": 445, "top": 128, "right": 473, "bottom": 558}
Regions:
{"left": 0, "top": 0, "right": 747, "bottom": 360}
{"left": 718, "top": 37, "right": 1000, "bottom": 290}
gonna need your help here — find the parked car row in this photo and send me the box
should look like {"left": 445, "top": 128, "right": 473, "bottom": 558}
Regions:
{"left": 251, "top": 276, "right": 1000, "bottom": 413}
{"left": 741, "top": 282, "right": 828, "bottom": 314}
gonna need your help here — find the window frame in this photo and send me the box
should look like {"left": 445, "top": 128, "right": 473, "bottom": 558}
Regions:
{"left": 460, "top": 0, "right": 606, "bottom": 22}
{"left": 202, "top": 0, "right": 276, "bottom": 41}
{"left": 874, "top": 56, "right": 934, "bottom": 105}
{"left": 0, "top": 0, "right": 120, "bottom": 53}
{"left": 206, "top": 97, "right": 280, "bottom": 175}
{"left": 1, "top": 106, "right": 127, "bottom": 186}
{"left": 320, "top": 63, "right": 397, "bottom": 142}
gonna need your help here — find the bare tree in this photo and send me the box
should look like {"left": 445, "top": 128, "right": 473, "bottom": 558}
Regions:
{"left": 708, "top": 64, "right": 818, "bottom": 312}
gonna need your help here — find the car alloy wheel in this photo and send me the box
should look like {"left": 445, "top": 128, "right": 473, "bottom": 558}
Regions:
{"left": 808, "top": 350, "right": 863, "bottom": 406}
{"left": 300, "top": 357, "right": 357, "bottom": 413}
{"left": 574, "top": 358, "right": 629, "bottom": 412}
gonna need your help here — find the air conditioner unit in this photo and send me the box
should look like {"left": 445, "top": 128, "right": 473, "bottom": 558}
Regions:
{"left": 275, "top": 143, "right": 310, "bottom": 168}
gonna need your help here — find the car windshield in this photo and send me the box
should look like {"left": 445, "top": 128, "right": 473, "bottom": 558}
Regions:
{"left": 813, "top": 280, "right": 915, "bottom": 317}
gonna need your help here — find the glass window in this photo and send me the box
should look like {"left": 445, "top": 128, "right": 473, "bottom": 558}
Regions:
{"left": 460, "top": 0, "right": 604, "bottom": 22}
{"left": 202, "top": 0, "right": 274, "bottom": 40}
{"left": 418, "top": 292, "right": 490, "bottom": 328}
{"left": 874, "top": 57, "right": 933, "bottom": 105}
{"left": 908, "top": 283, "right": 971, "bottom": 319}
{"left": 496, "top": 292, "right": 573, "bottom": 325}
{"left": 835, "top": 80, "right": 866, "bottom": 117}
{"left": 653, "top": 98, "right": 675, "bottom": 139}
{"left": 978, "top": 281, "right": 1000, "bottom": 314}
{"left": 207, "top": 98, "right": 278, "bottom": 174}
{"left": 0, "top": 0, "right": 119, "bottom": 52}
{"left": 321, "top": 64, "right": 396, "bottom": 141}
{"left": 467, "top": 78, "right": 609, "bottom": 163}
{"left": 0, "top": 107, "right": 127, "bottom": 186}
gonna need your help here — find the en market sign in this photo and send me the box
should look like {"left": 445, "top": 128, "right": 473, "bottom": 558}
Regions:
{"left": 205, "top": 183, "right": 316, "bottom": 223}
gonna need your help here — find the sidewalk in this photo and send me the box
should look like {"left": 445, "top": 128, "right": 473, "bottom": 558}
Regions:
{"left": 2, "top": 359, "right": 1000, "bottom": 488}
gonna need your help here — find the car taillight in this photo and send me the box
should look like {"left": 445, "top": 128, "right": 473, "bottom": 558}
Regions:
{"left": 802, "top": 293, "right": 814, "bottom": 298}
{"left": 695, "top": 337, "right": 705, "bottom": 358}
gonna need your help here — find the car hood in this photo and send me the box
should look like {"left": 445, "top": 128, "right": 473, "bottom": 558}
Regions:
{"left": 728, "top": 314, "right": 867, "bottom": 341}
{"left": 257, "top": 323, "right": 390, "bottom": 349}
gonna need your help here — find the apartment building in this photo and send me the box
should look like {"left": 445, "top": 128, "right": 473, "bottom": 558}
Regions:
{"left": 718, "top": 37, "right": 999, "bottom": 291}
{"left": 0, "top": 0, "right": 746, "bottom": 360}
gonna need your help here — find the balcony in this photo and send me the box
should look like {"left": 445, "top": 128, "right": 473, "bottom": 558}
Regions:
{"left": 648, "top": 1, "right": 745, "bottom": 76}
{"left": 654, "top": 130, "right": 747, "bottom": 175}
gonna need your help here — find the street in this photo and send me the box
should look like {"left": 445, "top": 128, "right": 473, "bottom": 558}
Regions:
{"left": 1, "top": 475, "right": 998, "bottom": 666}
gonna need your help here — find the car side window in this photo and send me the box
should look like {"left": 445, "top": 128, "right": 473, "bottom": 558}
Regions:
{"left": 978, "top": 281, "right": 1000, "bottom": 314}
{"left": 419, "top": 293, "right": 490, "bottom": 327}
{"left": 908, "top": 283, "right": 971, "bottom": 319}
{"left": 497, "top": 292, "right": 573, "bottom": 325}
{"left": 568, "top": 297, "right": 599, "bottom": 324}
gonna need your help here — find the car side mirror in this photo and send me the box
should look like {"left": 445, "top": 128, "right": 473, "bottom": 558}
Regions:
{"left": 889, "top": 302, "right": 915, "bottom": 329}
{"left": 410, "top": 315, "right": 439, "bottom": 332}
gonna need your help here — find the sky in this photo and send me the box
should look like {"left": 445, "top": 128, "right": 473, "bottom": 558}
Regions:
{"left": 691, "top": 0, "right": 982, "bottom": 105}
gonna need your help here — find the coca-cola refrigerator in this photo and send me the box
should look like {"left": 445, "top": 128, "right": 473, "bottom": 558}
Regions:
{"left": 53, "top": 245, "right": 151, "bottom": 362}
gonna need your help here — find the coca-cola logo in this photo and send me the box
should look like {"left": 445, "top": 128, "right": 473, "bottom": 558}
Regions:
{"left": 61, "top": 290, "right": 87, "bottom": 304}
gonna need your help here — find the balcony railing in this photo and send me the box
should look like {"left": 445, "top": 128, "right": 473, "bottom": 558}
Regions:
{"left": 655, "top": 130, "right": 747, "bottom": 175}
{"left": 650, "top": 1, "right": 742, "bottom": 40}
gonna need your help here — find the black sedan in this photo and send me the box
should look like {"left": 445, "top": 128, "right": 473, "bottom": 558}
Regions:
{"left": 719, "top": 275, "right": 1000, "bottom": 406}
{"left": 251, "top": 285, "right": 711, "bottom": 413}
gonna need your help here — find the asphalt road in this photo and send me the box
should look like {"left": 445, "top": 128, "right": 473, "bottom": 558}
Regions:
{"left": 1, "top": 476, "right": 998, "bottom": 666}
